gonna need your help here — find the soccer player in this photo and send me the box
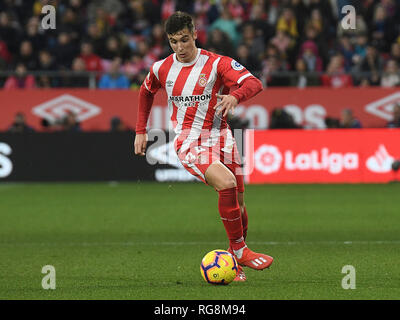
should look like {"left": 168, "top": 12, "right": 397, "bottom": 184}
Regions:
{"left": 134, "top": 11, "right": 273, "bottom": 281}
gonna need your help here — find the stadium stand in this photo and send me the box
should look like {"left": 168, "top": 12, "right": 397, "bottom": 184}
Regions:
{"left": 0, "top": 0, "right": 399, "bottom": 89}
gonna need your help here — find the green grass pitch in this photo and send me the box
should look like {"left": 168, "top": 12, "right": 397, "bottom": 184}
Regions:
{"left": 0, "top": 182, "right": 399, "bottom": 299}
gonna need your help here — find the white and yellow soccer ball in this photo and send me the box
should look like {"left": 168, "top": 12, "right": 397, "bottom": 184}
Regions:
{"left": 200, "top": 249, "right": 238, "bottom": 285}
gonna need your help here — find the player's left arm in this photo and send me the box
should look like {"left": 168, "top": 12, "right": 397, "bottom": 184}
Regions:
{"left": 214, "top": 57, "right": 263, "bottom": 117}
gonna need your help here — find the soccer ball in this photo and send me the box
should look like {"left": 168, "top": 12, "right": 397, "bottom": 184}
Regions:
{"left": 200, "top": 249, "right": 238, "bottom": 285}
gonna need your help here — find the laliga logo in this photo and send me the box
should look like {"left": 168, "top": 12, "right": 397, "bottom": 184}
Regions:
{"left": 254, "top": 144, "right": 359, "bottom": 175}
{"left": 366, "top": 145, "right": 394, "bottom": 173}
{"left": 254, "top": 145, "right": 282, "bottom": 174}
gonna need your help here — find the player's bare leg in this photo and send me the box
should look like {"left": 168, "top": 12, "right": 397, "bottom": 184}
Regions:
{"left": 205, "top": 161, "right": 274, "bottom": 271}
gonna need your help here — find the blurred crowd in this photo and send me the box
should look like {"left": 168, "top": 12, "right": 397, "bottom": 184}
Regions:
{"left": 6, "top": 111, "right": 133, "bottom": 133}
{"left": 0, "top": 0, "right": 400, "bottom": 89}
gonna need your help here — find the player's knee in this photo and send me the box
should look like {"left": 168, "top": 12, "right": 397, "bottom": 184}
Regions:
{"left": 217, "top": 177, "right": 237, "bottom": 191}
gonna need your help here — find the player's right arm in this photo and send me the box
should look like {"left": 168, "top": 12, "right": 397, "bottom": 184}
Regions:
{"left": 134, "top": 66, "right": 162, "bottom": 156}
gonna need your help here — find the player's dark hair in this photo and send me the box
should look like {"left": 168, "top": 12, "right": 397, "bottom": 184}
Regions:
{"left": 164, "top": 11, "right": 194, "bottom": 35}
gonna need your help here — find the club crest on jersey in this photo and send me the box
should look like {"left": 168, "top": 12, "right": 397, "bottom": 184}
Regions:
{"left": 231, "top": 60, "right": 244, "bottom": 71}
{"left": 198, "top": 74, "right": 207, "bottom": 87}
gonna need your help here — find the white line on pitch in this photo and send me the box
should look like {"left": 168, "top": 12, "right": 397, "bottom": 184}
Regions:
{"left": 0, "top": 240, "right": 400, "bottom": 247}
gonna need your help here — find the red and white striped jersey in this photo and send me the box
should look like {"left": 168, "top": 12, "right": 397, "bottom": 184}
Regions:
{"left": 142, "top": 48, "right": 256, "bottom": 152}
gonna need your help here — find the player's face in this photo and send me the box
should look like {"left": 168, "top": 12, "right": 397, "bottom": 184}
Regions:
{"left": 167, "top": 28, "right": 197, "bottom": 63}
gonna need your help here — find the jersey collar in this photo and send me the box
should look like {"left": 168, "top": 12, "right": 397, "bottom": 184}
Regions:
{"left": 173, "top": 48, "right": 201, "bottom": 66}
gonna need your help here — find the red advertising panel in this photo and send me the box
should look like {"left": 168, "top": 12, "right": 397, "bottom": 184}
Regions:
{"left": 245, "top": 128, "right": 400, "bottom": 184}
{"left": 0, "top": 88, "right": 400, "bottom": 131}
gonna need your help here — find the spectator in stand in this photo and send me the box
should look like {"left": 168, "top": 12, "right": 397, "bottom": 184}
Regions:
{"left": 270, "top": 108, "right": 301, "bottom": 129}
{"left": 298, "top": 40, "right": 323, "bottom": 72}
{"left": 101, "top": 36, "right": 124, "bottom": 61}
{"left": 340, "top": 108, "right": 362, "bottom": 128}
{"left": 270, "top": 29, "right": 293, "bottom": 61}
{"left": 370, "top": 4, "right": 397, "bottom": 53}
{"left": 352, "top": 33, "right": 368, "bottom": 67}
{"left": 15, "top": 40, "right": 38, "bottom": 71}
{"left": 389, "top": 42, "right": 400, "bottom": 66}
{"left": 337, "top": 36, "right": 354, "bottom": 72}
{"left": 305, "top": 9, "right": 327, "bottom": 40}
{"left": 357, "top": 44, "right": 384, "bottom": 85}
{"left": 23, "top": 17, "right": 46, "bottom": 53}
{"left": 308, "top": 0, "right": 335, "bottom": 37}
{"left": 248, "top": 3, "right": 274, "bottom": 45}
{"left": 8, "top": 112, "right": 34, "bottom": 133}
{"left": 130, "top": 69, "right": 147, "bottom": 89}
{"left": 62, "top": 57, "right": 90, "bottom": 88}
{"left": 61, "top": 111, "right": 81, "bottom": 132}
{"left": 85, "top": 23, "right": 106, "bottom": 55}
{"left": 98, "top": 57, "right": 129, "bottom": 89}
{"left": 123, "top": 53, "right": 145, "bottom": 85}
{"left": 380, "top": 59, "right": 400, "bottom": 87}
{"left": 227, "top": 0, "right": 246, "bottom": 25}
{"left": 209, "top": 5, "right": 240, "bottom": 48}
{"left": 290, "top": 0, "right": 309, "bottom": 39}
{"left": 299, "top": 24, "right": 329, "bottom": 69}
{"left": 386, "top": 103, "right": 400, "bottom": 128}
{"left": 290, "top": 58, "right": 320, "bottom": 88}
{"left": 79, "top": 42, "right": 103, "bottom": 74}
{"left": 261, "top": 45, "right": 290, "bottom": 87}
{"left": 110, "top": 116, "right": 128, "bottom": 132}
{"left": 0, "top": 38, "right": 12, "bottom": 68}
{"left": 0, "top": 12, "right": 19, "bottom": 55}
{"left": 239, "top": 23, "right": 265, "bottom": 63}
{"left": 121, "top": 0, "right": 159, "bottom": 35}
{"left": 136, "top": 40, "right": 157, "bottom": 70}
{"left": 235, "top": 44, "right": 261, "bottom": 74}
{"left": 194, "top": 0, "right": 211, "bottom": 45}
{"left": 38, "top": 50, "right": 57, "bottom": 71}
{"left": 205, "top": 28, "right": 234, "bottom": 57}
{"left": 161, "top": 0, "right": 177, "bottom": 21}
{"left": 4, "top": 63, "right": 36, "bottom": 89}
{"left": 321, "top": 54, "right": 353, "bottom": 88}
{"left": 149, "top": 24, "right": 167, "bottom": 60}
{"left": 276, "top": 7, "right": 299, "bottom": 40}
{"left": 52, "top": 32, "right": 78, "bottom": 70}
{"left": 37, "top": 50, "right": 58, "bottom": 88}
{"left": 59, "top": 7, "right": 82, "bottom": 43}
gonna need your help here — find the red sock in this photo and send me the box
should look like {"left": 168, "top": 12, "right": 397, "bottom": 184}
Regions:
{"left": 242, "top": 206, "right": 248, "bottom": 241}
{"left": 218, "top": 187, "right": 245, "bottom": 251}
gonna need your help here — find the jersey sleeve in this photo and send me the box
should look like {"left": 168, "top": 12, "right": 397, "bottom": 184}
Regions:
{"left": 217, "top": 56, "right": 254, "bottom": 87}
{"left": 217, "top": 56, "right": 263, "bottom": 103}
{"left": 142, "top": 65, "right": 161, "bottom": 94}
{"left": 135, "top": 64, "right": 161, "bottom": 134}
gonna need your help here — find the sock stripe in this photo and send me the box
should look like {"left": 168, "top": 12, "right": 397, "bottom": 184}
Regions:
{"left": 220, "top": 216, "right": 241, "bottom": 222}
